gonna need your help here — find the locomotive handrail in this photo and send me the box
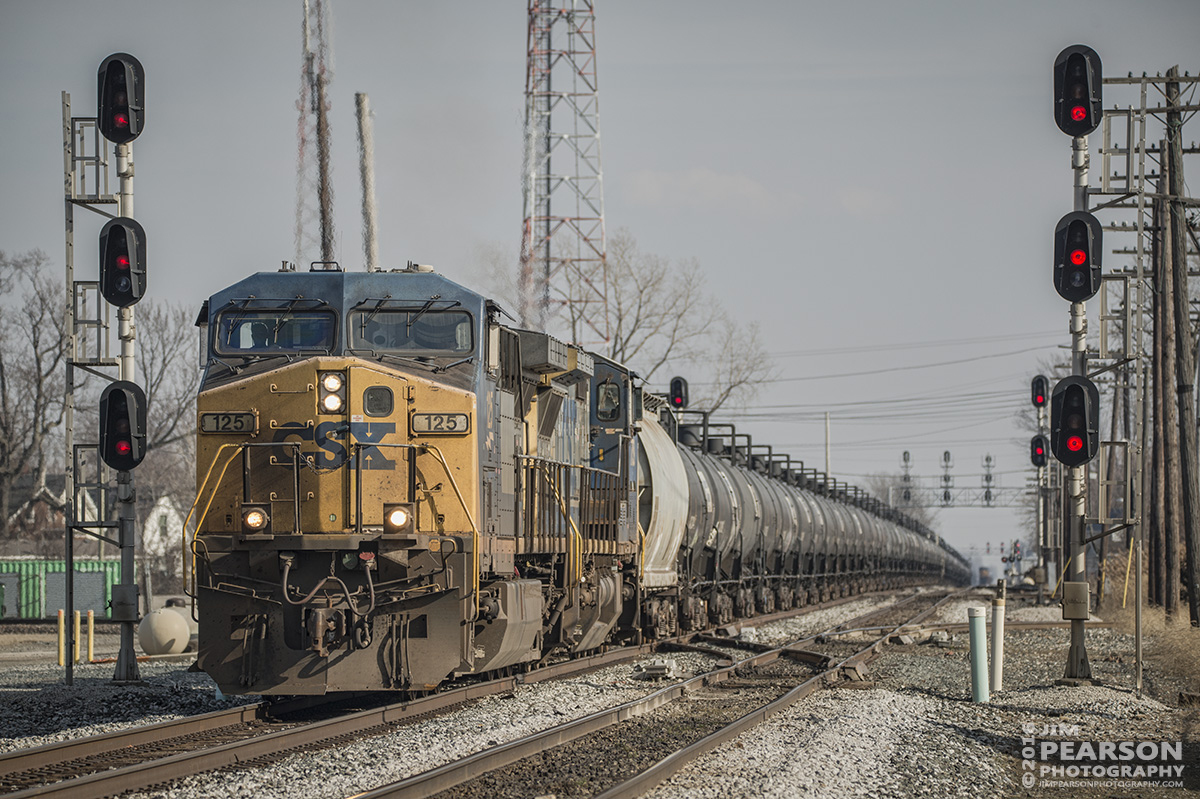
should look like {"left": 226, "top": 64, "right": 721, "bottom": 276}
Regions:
{"left": 346, "top": 441, "right": 421, "bottom": 536}
{"left": 185, "top": 441, "right": 305, "bottom": 607}
{"left": 528, "top": 459, "right": 585, "bottom": 591}
{"left": 183, "top": 443, "right": 247, "bottom": 606}
{"left": 419, "top": 444, "right": 481, "bottom": 622}
{"left": 516, "top": 452, "right": 622, "bottom": 478}
{"left": 518, "top": 453, "right": 629, "bottom": 567}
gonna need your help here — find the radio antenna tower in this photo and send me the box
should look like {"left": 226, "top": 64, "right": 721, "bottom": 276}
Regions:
{"left": 295, "top": 0, "right": 336, "bottom": 267}
{"left": 519, "top": 0, "right": 610, "bottom": 343}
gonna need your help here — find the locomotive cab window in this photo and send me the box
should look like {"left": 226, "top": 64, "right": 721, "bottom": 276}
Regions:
{"left": 215, "top": 310, "right": 336, "bottom": 355}
{"left": 596, "top": 379, "right": 621, "bottom": 422}
{"left": 351, "top": 310, "right": 474, "bottom": 354}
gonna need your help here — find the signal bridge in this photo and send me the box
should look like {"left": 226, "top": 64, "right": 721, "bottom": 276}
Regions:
{"left": 888, "top": 485, "right": 1032, "bottom": 508}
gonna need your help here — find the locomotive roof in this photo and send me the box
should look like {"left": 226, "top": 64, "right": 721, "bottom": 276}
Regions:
{"left": 204, "top": 267, "right": 488, "bottom": 321}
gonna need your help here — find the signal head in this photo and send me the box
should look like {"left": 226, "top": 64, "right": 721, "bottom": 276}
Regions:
{"left": 99, "top": 381, "right": 147, "bottom": 471}
{"left": 97, "top": 53, "right": 145, "bottom": 144}
{"left": 1050, "top": 375, "right": 1099, "bottom": 466}
{"left": 1053, "top": 45, "right": 1102, "bottom": 137}
{"left": 668, "top": 376, "right": 689, "bottom": 410}
{"left": 1054, "top": 211, "right": 1102, "bottom": 303}
{"left": 1031, "top": 375, "right": 1049, "bottom": 407}
{"left": 1030, "top": 434, "right": 1048, "bottom": 468}
{"left": 99, "top": 217, "right": 147, "bottom": 308}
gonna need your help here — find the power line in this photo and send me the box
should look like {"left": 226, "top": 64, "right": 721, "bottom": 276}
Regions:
{"left": 760, "top": 346, "right": 1054, "bottom": 384}
{"left": 674, "top": 346, "right": 1055, "bottom": 388}
{"left": 765, "top": 330, "right": 1062, "bottom": 359}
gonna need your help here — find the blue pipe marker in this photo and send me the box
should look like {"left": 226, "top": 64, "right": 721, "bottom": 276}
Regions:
{"left": 968, "top": 606, "right": 990, "bottom": 702}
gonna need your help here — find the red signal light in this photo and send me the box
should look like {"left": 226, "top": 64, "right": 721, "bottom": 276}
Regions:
{"left": 113, "top": 112, "right": 130, "bottom": 129}
{"left": 1070, "top": 249, "right": 1087, "bottom": 265}
{"left": 1070, "top": 105, "right": 1087, "bottom": 122}
{"left": 116, "top": 439, "right": 132, "bottom": 456}
{"left": 116, "top": 254, "right": 130, "bottom": 269}
{"left": 1036, "top": 394, "right": 1044, "bottom": 404}
{"left": 1067, "top": 436, "right": 1083, "bottom": 452}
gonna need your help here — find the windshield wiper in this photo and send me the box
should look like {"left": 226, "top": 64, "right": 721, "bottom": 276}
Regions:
{"left": 432, "top": 356, "right": 475, "bottom": 373}
{"left": 407, "top": 294, "right": 442, "bottom": 333}
{"left": 270, "top": 297, "right": 310, "bottom": 344}
{"left": 208, "top": 355, "right": 243, "bottom": 375}
{"left": 376, "top": 353, "right": 438, "bottom": 371}
{"left": 223, "top": 302, "right": 253, "bottom": 346}
{"left": 359, "top": 295, "right": 392, "bottom": 338}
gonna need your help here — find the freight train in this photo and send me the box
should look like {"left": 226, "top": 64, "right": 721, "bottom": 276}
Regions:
{"left": 189, "top": 262, "right": 969, "bottom": 695}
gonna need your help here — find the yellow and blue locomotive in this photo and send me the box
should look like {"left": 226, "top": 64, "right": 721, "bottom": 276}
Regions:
{"left": 190, "top": 262, "right": 968, "bottom": 696}
{"left": 193, "top": 262, "right": 638, "bottom": 694}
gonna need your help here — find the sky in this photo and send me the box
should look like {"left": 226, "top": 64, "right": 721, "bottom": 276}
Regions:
{"left": 1, "top": 0, "right": 1197, "bottom": 576}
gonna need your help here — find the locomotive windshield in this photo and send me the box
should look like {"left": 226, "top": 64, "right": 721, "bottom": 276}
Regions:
{"left": 350, "top": 309, "right": 474, "bottom": 354}
{"left": 215, "top": 310, "right": 337, "bottom": 354}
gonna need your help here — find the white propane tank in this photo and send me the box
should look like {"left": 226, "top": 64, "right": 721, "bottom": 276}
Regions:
{"left": 138, "top": 607, "right": 191, "bottom": 655}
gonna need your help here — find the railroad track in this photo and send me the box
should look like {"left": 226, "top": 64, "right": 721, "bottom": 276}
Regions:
{"left": 344, "top": 587, "right": 968, "bottom": 799}
{"left": 0, "top": 588, "right": 916, "bottom": 798}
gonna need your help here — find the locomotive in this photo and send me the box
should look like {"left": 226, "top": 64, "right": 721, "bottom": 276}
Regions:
{"left": 190, "top": 261, "right": 968, "bottom": 696}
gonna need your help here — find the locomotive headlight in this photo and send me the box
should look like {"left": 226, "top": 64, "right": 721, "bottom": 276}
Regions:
{"left": 241, "top": 503, "right": 271, "bottom": 533}
{"left": 318, "top": 371, "right": 347, "bottom": 415}
{"left": 383, "top": 502, "right": 415, "bottom": 535}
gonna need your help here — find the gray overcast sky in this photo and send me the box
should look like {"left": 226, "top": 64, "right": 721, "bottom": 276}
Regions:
{"left": 2, "top": 1, "right": 1197, "bottom": 569}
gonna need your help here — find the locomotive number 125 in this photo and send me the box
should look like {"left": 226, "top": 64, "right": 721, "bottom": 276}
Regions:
{"left": 200, "top": 412, "right": 258, "bottom": 434}
{"left": 411, "top": 413, "right": 470, "bottom": 434}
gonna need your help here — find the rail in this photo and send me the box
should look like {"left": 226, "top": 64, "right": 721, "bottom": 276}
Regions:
{"left": 353, "top": 588, "right": 965, "bottom": 799}
{"left": 0, "top": 642, "right": 659, "bottom": 799}
{"left": 594, "top": 589, "right": 968, "bottom": 799}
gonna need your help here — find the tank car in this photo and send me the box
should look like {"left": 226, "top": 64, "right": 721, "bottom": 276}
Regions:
{"left": 189, "top": 261, "right": 967, "bottom": 696}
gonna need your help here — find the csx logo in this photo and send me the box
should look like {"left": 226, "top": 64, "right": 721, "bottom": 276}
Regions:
{"left": 272, "top": 422, "right": 396, "bottom": 470}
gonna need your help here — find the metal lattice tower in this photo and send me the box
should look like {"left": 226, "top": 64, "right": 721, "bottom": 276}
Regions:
{"left": 519, "top": 0, "right": 609, "bottom": 343}
{"left": 295, "top": 0, "right": 336, "bottom": 268}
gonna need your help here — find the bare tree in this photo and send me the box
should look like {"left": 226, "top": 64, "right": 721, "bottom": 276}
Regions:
{"left": 471, "top": 229, "right": 774, "bottom": 411}
{"left": 585, "top": 229, "right": 713, "bottom": 381}
{"left": 133, "top": 301, "right": 202, "bottom": 592}
{"left": 0, "top": 250, "right": 68, "bottom": 536}
{"left": 138, "top": 301, "right": 201, "bottom": 452}
{"left": 559, "top": 229, "right": 774, "bottom": 411}
{"left": 693, "top": 314, "right": 774, "bottom": 413}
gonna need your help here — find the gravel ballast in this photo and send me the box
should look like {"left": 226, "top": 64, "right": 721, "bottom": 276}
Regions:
{"left": 3, "top": 593, "right": 1196, "bottom": 798}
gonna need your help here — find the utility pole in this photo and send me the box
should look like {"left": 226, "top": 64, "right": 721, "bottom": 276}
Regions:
{"left": 1151, "top": 179, "right": 1166, "bottom": 607}
{"left": 825, "top": 412, "right": 831, "bottom": 475}
{"left": 1098, "top": 366, "right": 1122, "bottom": 604}
{"left": 1161, "top": 157, "right": 1182, "bottom": 617}
{"left": 1166, "top": 67, "right": 1200, "bottom": 625}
